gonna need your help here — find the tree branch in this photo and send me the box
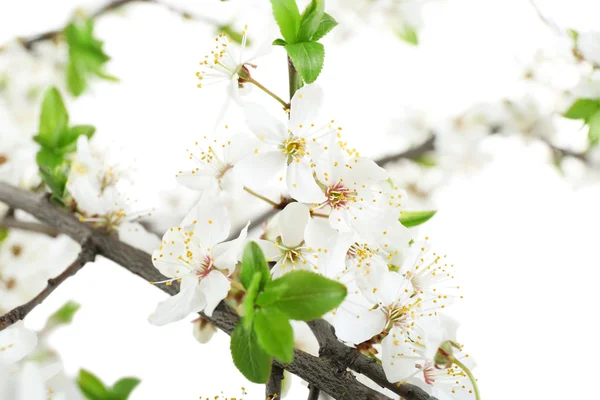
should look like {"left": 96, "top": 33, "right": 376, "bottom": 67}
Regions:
{"left": 376, "top": 135, "right": 436, "bottom": 167}
{"left": 0, "top": 238, "right": 96, "bottom": 331}
{"left": 0, "top": 182, "right": 392, "bottom": 400}
{"left": 0, "top": 216, "right": 59, "bottom": 237}
{"left": 308, "top": 320, "right": 437, "bottom": 400}
{"left": 5, "top": 0, "right": 218, "bottom": 51}
{"left": 266, "top": 365, "right": 284, "bottom": 399}
{"left": 308, "top": 384, "right": 321, "bottom": 400}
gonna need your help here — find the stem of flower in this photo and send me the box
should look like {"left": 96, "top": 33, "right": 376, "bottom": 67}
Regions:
{"left": 244, "top": 186, "right": 279, "bottom": 208}
{"left": 245, "top": 77, "right": 289, "bottom": 110}
{"left": 229, "top": 279, "right": 245, "bottom": 291}
{"left": 288, "top": 56, "right": 300, "bottom": 101}
{"left": 451, "top": 357, "right": 481, "bottom": 400}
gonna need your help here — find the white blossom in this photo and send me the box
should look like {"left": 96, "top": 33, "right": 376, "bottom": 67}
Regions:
{"left": 148, "top": 194, "right": 248, "bottom": 325}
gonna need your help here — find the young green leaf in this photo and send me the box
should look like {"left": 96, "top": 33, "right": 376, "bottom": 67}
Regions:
{"left": 285, "top": 41, "right": 324, "bottom": 84}
{"left": 254, "top": 307, "right": 294, "bottom": 363}
{"left": 77, "top": 369, "right": 109, "bottom": 400}
{"left": 273, "top": 38, "right": 288, "bottom": 46}
{"left": 312, "top": 13, "right": 338, "bottom": 42}
{"left": 46, "top": 301, "right": 81, "bottom": 328}
{"left": 0, "top": 227, "right": 8, "bottom": 244}
{"left": 256, "top": 281, "right": 288, "bottom": 308}
{"left": 241, "top": 241, "right": 271, "bottom": 290}
{"left": 563, "top": 98, "right": 600, "bottom": 120}
{"left": 111, "top": 377, "right": 141, "bottom": 399}
{"left": 39, "top": 164, "right": 70, "bottom": 203}
{"left": 399, "top": 210, "right": 436, "bottom": 227}
{"left": 396, "top": 24, "right": 419, "bottom": 46}
{"left": 38, "top": 87, "right": 69, "bottom": 148}
{"left": 270, "top": 0, "right": 301, "bottom": 44}
{"left": 264, "top": 270, "right": 347, "bottom": 321}
{"left": 297, "top": 0, "right": 325, "bottom": 42}
{"left": 56, "top": 125, "right": 96, "bottom": 154}
{"left": 587, "top": 110, "right": 600, "bottom": 147}
{"left": 67, "top": 57, "right": 88, "bottom": 97}
{"left": 242, "top": 272, "right": 263, "bottom": 330}
{"left": 230, "top": 319, "right": 272, "bottom": 383}
{"left": 36, "top": 148, "right": 64, "bottom": 170}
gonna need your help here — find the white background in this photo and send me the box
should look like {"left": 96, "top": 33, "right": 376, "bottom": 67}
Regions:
{"left": 1, "top": 0, "right": 600, "bottom": 399}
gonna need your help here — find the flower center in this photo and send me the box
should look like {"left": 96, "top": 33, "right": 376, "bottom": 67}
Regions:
{"left": 280, "top": 135, "right": 306, "bottom": 163}
{"left": 195, "top": 254, "right": 214, "bottom": 279}
{"left": 416, "top": 362, "right": 436, "bottom": 385}
{"left": 325, "top": 182, "right": 355, "bottom": 209}
{"left": 382, "top": 299, "right": 419, "bottom": 331}
{"left": 347, "top": 243, "right": 375, "bottom": 264}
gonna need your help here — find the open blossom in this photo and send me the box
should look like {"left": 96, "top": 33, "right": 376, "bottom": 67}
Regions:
{"left": 148, "top": 194, "right": 248, "bottom": 326}
{"left": 68, "top": 136, "right": 158, "bottom": 252}
{"left": 237, "top": 84, "right": 340, "bottom": 202}
{"left": 175, "top": 133, "right": 256, "bottom": 197}
{"left": 0, "top": 321, "right": 62, "bottom": 400}
{"left": 257, "top": 202, "right": 348, "bottom": 278}
{"left": 311, "top": 140, "right": 399, "bottom": 233}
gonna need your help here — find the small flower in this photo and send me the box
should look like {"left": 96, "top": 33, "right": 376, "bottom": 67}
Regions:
{"left": 148, "top": 194, "right": 248, "bottom": 325}
{"left": 0, "top": 321, "right": 37, "bottom": 367}
{"left": 257, "top": 202, "right": 347, "bottom": 278}
{"left": 176, "top": 132, "right": 256, "bottom": 197}
{"left": 237, "top": 85, "right": 339, "bottom": 203}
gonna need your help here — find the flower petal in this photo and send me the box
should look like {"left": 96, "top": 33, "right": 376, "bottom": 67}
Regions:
{"left": 244, "top": 103, "right": 286, "bottom": 143}
{"left": 148, "top": 277, "right": 205, "bottom": 326}
{"left": 0, "top": 321, "right": 37, "bottom": 367}
{"left": 183, "top": 193, "right": 231, "bottom": 248}
{"left": 333, "top": 295, "right": 386, "bottom": 344}
{"left": 212, "top": 222, "right": 249, "bottom": 273}
{"left": 199, "top": 270, "right": 231, "bottom": 316}
{"left": 289, "top": 84, "right": 324, "bottom": 136}
{"left": 279, "top": 202, "right": 310, "bottom": 248}
{"left": 236, "top": 151, "right": 286, "bottom": 189}
{"left": 286, "top": 159, "right": 326, "bottom": 204}
{"left": 381, "top": 327, "right": 422, "bottom": 383}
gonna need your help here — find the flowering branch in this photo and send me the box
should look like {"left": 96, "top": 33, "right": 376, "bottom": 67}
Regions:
{"left": 0, "top": 237, "right": 96, "bottom": 331}
{"left": 266, "top": 365, "right": 284, "bottom": 399}
{"left": 0, "top": 182, "right": 420, "bottom": 400}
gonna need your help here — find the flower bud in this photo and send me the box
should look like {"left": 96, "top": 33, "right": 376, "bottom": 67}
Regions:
{"left": 192, "top": 317, "right": 217, "bottom": 344}
{"left": 434, "top": 340, "right": 461, "bottom": 368}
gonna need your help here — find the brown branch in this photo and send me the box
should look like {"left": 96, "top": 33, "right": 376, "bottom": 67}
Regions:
{"left": 0, "top": 238, "right": 96, "bottom": 331}
{"left": 0, "top": 217, "right": 59, "bottom": 237}
{"left": 308, "top": 319, "right": 437, "bottom": 400}
{"left": 7, "top": 0, "right": 218, "bottom": 51}
{"left": 376, "top": 135, "right": 436, "bottom": 167}
{"left": 0, "top": 182, "right": 391, "bottom": 400}
{"left": 307, "top": 384, "right": 321, "bottom": 400}
{"left": 266, "top": 365, "right": 284, "bottom": 399}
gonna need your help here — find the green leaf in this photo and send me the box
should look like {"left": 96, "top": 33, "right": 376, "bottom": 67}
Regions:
{"left": 256, "top": 281, "right": 288, "bottom": 308}
{"left": 36, "top": 148, "right": 64, "bottom": 170}
{"left": 56, "top": 125, "right": 96, "bottom": 154}
{"left": 396, "top": 24, "right": 419, "bottom": 46}
{"left": 254, "top": 307, "right": 294, "bottom": 363}
{"left": 568, "top": 28, "right": 579, "bottom": 43}
{"left": 273, "top": 38, "right": 288, "bottom": 46}
{"left": 46, "top": 301, "right": 81, "bottom": 328}
{"left": 285, "top": 42, "right": 324, "bottom": 84}
{"left": 312, "top": 13, "right": 338, "bottom": 42}
{"left": 77, "top": 369, "right": 109, "bottom": 400}
{"left": 399, "top": 210, "right": 436, "bottom": 227}
{"left": 0, "top": 227, "right": 8, "bottom": 244}
{"left": 38, "top": 87, "right": 69, "bottom": 148}
{"left": 230, "top": 319, "right": 272, "bottom": 383}
{"left": 588, "top": 110, "right": 600, "bottom": 147}
{"left": 67, "top": 57, "right": 88, "bottom": 97}
{"left": 563, "top": 99, "right": 600, "bottom": 120}
{"left": 39, "top": 164, "right": 70, "bottom": 202}
{"left": 241, "top": 242, "right": 271, "bottom": 291}
{"left": 264, "top": 270, "right": 347, "bottom": 321}
{"left": 270, "top": 0, "right": 301, "bottom": 44}
{"left": 297, "top": 0, "right": 325, "bottom": 42}
{"left": 242, "top": 272, "right": 262, "bottom": 330}
{"left": 111, "top": 377, "right": 141, "bottom": 399}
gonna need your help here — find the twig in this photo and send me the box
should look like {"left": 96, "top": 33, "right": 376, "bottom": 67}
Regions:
{"left": 8, "top": 0, "right": 218, "bottom": 51}
{"left": 307, "top": 319, "right": 436, "bottom": 400}
{"left": 0, "top": 238, "right": 96, "bottom": 331}
{"left": 0, "top": 217, "right": 59, "bottom": 237}
{"left": 0, "top": 182, "right": 392, "bottom": 400}
{"left": 308, "top": 384, "right": 321, "bottom": 400}
{"left": 266, "top": 365, "right": 284, "bottom": 399}
{"left": 375, "top": 135, "right": 436, "bottom": 167}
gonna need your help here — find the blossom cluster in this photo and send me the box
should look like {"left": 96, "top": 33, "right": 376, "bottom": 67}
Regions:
{"left": 139, "top": 31, "right": 476, "bottom": 398}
